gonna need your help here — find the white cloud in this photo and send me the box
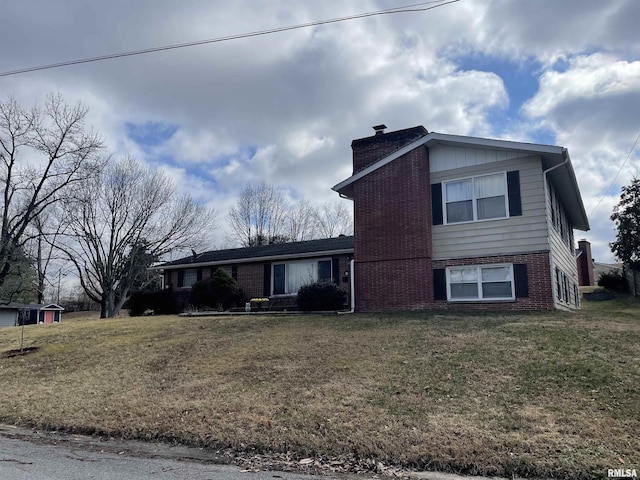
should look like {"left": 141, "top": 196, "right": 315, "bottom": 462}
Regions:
{"left": 1, "top": 0, "right": 638, "bottom": 263}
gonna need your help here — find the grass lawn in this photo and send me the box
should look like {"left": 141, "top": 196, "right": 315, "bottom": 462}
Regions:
{"left": 1, "top": 296, "right": 638, "bottom": 479}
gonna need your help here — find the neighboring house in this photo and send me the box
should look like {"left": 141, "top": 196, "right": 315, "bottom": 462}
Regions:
{"left": 593, "top": 262, "right": 624, "bottom": 283}
{"left": 332, "top": 125, "right": 589, "bottom": 311}
{"left": 0, "top": 303, "right": 64, "bottom": 327}
{"left": 157, "top": 236, "right": 354, "bottom": 308}
{"left": 576, "top": 239, "right": 595, "bottom": 286}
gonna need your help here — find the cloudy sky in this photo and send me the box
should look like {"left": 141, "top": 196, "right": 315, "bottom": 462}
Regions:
{"left": 1, "top": 0, "right": 639, "bottom": 262}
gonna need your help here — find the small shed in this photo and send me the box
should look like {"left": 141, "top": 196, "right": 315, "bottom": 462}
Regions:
{"left": 0, "top": 302, "right": 64, "bottom": 327}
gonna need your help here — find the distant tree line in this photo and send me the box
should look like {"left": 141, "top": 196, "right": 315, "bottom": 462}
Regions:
{"left": 228, "top": 181, "right": 353, "bottom": 247}
{"left": 0, "top": 94, "right": 353, "bottom": 318}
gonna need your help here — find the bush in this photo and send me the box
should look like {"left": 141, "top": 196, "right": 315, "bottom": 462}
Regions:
{"left": 597, "top": 271, "right": 628, "bottom": 292}
{"left": 128, "top": 289, "right": 176, "bottom": 316}
{"left": 190, "top": 268, "right": 244, "bottom": 311}
{"left": 297, "top": 282, "right": 346, "bottom": 311}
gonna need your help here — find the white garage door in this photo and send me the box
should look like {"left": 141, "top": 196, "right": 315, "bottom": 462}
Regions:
{"left": 0, "top": 310, "right": 17, "bottom": 327}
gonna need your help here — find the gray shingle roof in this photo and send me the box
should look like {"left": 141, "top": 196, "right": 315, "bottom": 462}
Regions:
{"left": 159, "top": 236, "right": 354, "bottom": 269}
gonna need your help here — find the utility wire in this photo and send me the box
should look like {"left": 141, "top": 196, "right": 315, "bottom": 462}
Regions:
{"left": 0, "top": 0, "right": 459, "bottom": 77}
{"left": 588, "top": 129, "right": 640, "bottom": 219}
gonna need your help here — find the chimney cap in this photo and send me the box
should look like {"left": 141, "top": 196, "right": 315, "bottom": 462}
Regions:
{"left": 372, "top": 124, "right": 387, "bottom": 135}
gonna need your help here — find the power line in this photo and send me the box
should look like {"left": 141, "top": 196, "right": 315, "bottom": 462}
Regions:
{"left": 0, "top": 0, "right": 459, "bottom": 77}
{"left": 588, "top": 129, "right": 640, "bottom": 219}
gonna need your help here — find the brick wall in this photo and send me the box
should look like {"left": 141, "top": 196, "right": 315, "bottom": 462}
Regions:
{"left": 353, "top": 144, "right": 433, "bottom": 311}
{"left": 236, "top": 263, "right": 265, "bottom": 299}
{"left": 432, "top": 252, "right": 554, "bottom": 311}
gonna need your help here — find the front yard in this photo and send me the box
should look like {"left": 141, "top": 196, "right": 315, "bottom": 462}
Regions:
{"left": 0, "top": 296, "right": 638, "bottom": 479}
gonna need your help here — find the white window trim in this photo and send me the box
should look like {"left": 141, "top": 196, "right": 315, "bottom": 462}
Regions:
{"left": 446, "top": 263, "right": 515, "bottom": 302}
{"left": 442, "top": 171, "right": 509, "bottom": 225}
{"left": 271, "top": 257, "right": 333, "bottom": 296}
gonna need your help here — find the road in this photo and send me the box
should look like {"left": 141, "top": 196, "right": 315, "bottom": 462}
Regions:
{"left": 0, "top": 429, "right": 340, "bottom": 480}
{"left": 0, "top": 425, "right": 498, "bottom": 480}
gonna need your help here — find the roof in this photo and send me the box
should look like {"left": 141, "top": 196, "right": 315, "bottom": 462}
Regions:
{"left": 333, "top": 129, "right": 589, "bottom": 231}
{"left": 0, "top": 302, "right": 64, "bottom": 311}
{"left": 157, "top": 236, "right": 355, "bottom": 270}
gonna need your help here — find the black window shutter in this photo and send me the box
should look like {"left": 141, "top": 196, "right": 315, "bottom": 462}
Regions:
{"left": 507, "top": 171, "right": 522, "bottom": 217}
{"left": 178, "top": 270, "right": 184, "bottom": 288}
{"left": 263, "top": 264, "right": 271, "bottom": 296}
{"left": 514, "top": 264, "right": 528, "bottom": 298}
{"left": 431, "top": 183, "right": 443, "bottom": 225}
{"left": 433, "top": 268, "right": 447, "bottom": 300}
{"left": 196, "top": 268, "right": 202, "bottom": 282}
{"left": 231, "top": 265, "right": 238, "bottom": 281}
{"left": 332, "top": 258, "right": 340, "bottom": 284}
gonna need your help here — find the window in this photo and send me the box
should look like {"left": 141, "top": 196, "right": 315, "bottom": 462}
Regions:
{"left": 182, "top": 269, "right": 197, "bottom": 288}
{"left": 446, "top": 264, "right": 514, "bottom": 301}
{"left": 444, "top": 173, "right": 507, "bottom": 224}
{"left": 272, "top": 259, "right": 333, "bottom": 295}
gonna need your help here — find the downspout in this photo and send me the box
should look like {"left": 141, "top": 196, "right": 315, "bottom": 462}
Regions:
{"left": 543, "top": 150, "right": 570, "bottom": 308}
{"left": 338, "top": 259, "right": 355, "bottom": 314}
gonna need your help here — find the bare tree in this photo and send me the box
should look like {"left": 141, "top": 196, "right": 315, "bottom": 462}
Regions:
{"left": 59, "top": 157, "right": 217, "bottom": 318}
{"left": 286, "top": 199, "right": 317, "bottom": 241}
{"left": 0, "top": 94, "right": 104, "bottom": 299}
{"left": 25, "top": 208, "right": 67, "bottom": 303}
{"left": 228, "top": 182, "right": 289, "bottom": 246}
{"left": 314, "top": 202, "right": 354, "bottom": 238}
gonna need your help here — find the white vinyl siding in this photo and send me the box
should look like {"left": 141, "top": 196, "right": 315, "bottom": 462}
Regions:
{"left": 430, "top": 144, "right": 535, "bottom": 172}
{"left": 546, "top": 179, "right": 580, "bottom": 310}
{"left": 432, "top": 155, "right": 548, "bottom": 260}
{"left": 446, "top": 264, "right": 515, "bottom": 301}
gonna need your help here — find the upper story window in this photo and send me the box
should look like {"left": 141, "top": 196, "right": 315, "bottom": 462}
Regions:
{"left": 548, "top": 181, "right": 574, "bottom": 250}
{"left": 444, "top": 173, "right": 507, "bottom": 224}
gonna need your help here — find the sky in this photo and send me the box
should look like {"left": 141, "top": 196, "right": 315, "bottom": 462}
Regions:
{"left": 1, "top": 0, "right": 639, "bottom": 263}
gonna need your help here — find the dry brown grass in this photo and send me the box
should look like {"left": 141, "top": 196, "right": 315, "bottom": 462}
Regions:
{"left": 0, "top": 298, "right": 638, "bottom": 479}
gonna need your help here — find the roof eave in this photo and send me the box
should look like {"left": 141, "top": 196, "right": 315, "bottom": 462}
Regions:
{"left": 153, "top": 247, "right": 355, "bottom": 270}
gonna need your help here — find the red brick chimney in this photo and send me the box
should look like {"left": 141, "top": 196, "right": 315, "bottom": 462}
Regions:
{"left": 350, "top": 125, "right": 432, "bottom": 311}
{"left": 352, "top": 125, "right": 428, "bottom": 174}
{"left": 577, "top": 239, "right": 595, "bottom": 286}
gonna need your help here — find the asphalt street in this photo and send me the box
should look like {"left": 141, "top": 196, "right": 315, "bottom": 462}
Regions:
{"left": 0, "top": 425, "right": 504, "bottom": 480}
{"left": 0, "top": 432, "right": 336, "bottom": 480}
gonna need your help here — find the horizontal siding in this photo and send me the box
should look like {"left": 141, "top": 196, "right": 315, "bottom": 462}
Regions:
{"left": 432, "top": 155, "right": 549, "bottom": 259}
{"left": 430, "top": 144, "right": 533, "bottom": 172}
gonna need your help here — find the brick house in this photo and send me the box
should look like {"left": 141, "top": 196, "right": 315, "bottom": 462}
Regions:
{"left": 332, "top": 125, "right": 589, "bottom": 311}
{"left": 159, "top": 125, "right": 588, "bottom": 312}
{"left": 158, "top": 236, "right": 354, "bottom": 309}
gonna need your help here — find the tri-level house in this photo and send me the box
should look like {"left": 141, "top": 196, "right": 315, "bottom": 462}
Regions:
{"left": 158, "top": 125, "right": 588, "bottom": 312}
{"left": 332, "top": 125, "right": 589, "bottom": 311}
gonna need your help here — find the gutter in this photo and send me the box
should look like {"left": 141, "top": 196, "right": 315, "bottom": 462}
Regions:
{"left": 152, "top": 248, "right": 354, "bottom": 270}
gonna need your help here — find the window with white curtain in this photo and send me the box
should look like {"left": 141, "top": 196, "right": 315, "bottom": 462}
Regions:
{"left": 272, "top": 259, "right": 333, "bottom": 295}
{"left": 444, "top": 173, "right": 507, "bottom": 223}
{"left": 447, "top": 264, "right": 514, "bottom": 301}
